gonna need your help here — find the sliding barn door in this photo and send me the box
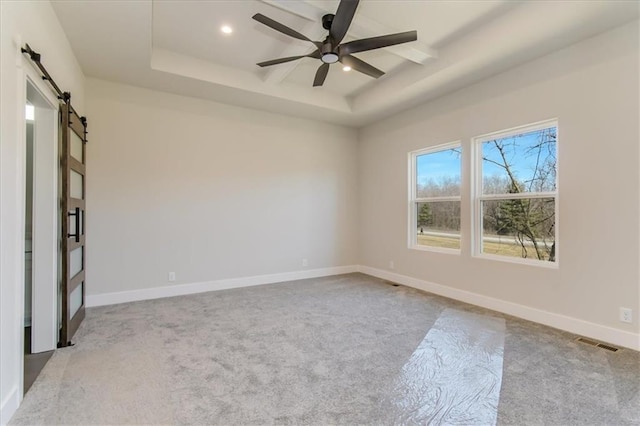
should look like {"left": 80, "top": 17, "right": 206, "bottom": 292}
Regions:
{"left": 59, "top": 102, "right": 87, "bottom": 346}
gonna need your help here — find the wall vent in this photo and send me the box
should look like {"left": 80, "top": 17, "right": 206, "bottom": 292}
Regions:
{"left": 575, "top": 337, "right": 619, "bottom": 352}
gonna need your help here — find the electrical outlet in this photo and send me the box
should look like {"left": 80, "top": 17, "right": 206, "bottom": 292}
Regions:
{"left": 302, "top": 258, "right": 308, "bottom": 267}
{"left": 619, "top": 307, "right": 632, "bottom": 323}
{"left": 168, "top": 272, "right": 176, "bottom": 282}
{"left": 389, "top": 260, "right": 395, "bottom": 270}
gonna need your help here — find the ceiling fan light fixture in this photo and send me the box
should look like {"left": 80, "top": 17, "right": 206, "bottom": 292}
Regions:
{"left": 343, "top": 66, "right": 352, "bottom": 72}
{"left": 321, "top": 52, "right": 339, "bottom": 64}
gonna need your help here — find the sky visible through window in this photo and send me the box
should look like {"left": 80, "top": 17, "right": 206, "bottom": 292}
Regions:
{"left": 416, "top": 127, "right": 556, "bottom": 194}
{"left": 416, "top": 148, "right": 460, "bottom": 190}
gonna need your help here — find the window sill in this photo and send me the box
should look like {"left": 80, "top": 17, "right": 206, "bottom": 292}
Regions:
{"left": 473, "top": 253, "right": 559, "bottom": 269}
{"left": 409, "top": 245, "right": 461, "bottom": 255}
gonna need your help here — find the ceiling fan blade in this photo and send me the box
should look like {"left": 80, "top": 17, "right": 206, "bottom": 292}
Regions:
{"left": 313, "top": 63, "right": 330, "bottom": 87}
{"left": 330, "top": 0, "right": 359, "bottom": 45}
{"left": 257, "top": 56, "right": 305, "bottom": 67}
{"left": 339, "top": 30, "right": 417, "bottom": 55}
{"left": 257, "top": 50, "right": 321, "bottom": 67}
{"left": 340, "top": 55, "right": 384, "bottom": 79}
{"left": 253, "top": 13, "right": 320, "bottom": 47}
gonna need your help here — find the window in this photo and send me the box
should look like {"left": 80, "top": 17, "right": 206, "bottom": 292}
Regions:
{"left": 473, "top": 120, "right": 557, "bottom": 265}
{"left": 409, "top": 143, "right": 461, "bottom": 252}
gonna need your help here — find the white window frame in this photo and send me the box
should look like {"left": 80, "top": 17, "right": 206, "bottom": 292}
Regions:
{"left": 408, "top": 141, "right": 462, "bottom": 254}
{"left": 472, "top": 119, "right": 559, "bottom": 268}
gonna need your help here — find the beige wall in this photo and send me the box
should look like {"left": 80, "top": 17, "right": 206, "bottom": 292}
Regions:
{"left": 358, "top": 21, "right": 639, "bottom": 336}
{"left": 85, "top": 79, "right": 359, "bottom": 296}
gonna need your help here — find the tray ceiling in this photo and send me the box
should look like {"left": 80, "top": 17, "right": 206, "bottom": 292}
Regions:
{"left": 51, "top": 0, "right": 639, "bottom": 127}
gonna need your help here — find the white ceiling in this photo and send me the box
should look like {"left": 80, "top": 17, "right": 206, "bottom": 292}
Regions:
{"left": 51, "top": 0, "right": 639, "bottom": 127}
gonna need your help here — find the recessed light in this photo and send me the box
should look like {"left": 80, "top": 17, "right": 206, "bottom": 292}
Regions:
{"left": 221, "top": 25, "right": 233, "bottom": 34}
{"left": 343, "top": 66, "right": 352, "bottom": 72}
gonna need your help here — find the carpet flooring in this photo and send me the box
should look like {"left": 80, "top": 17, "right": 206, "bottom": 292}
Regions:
{"left": 10, "top": 273, "right": 639, "bottom": 425}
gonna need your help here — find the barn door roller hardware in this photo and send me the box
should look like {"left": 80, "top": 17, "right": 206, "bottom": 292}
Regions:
{"left": 21, "top": 43, "right": 87, "bottom": 136}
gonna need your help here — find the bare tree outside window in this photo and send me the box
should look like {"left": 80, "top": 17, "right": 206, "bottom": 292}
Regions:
{"left": 478, "top": 124, "right": 557, "bottom": 262}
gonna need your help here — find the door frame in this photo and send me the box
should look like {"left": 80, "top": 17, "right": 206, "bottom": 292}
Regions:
{"left": 17, "top": 57, "right": 60, "bottom": 397}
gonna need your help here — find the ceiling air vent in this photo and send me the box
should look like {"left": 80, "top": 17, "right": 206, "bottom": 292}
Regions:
{"left": 575, "top": 337, "right": 619, "bottom": 352}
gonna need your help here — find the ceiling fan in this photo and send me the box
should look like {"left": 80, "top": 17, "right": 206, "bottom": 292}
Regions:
{"left": 253, "top": 0, "right": 417, "bottom": 87}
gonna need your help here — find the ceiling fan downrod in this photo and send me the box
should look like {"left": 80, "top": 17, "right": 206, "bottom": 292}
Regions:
{"left": 322, "top": 13, "right": 334, "bottom": 31}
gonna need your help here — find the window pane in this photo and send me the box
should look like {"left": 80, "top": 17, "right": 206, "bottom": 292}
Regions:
{"left": 416, "top": 201, "right": 460, "bottom": 249}
{"left": 482, "top": 127, "right": 556, "bottom": 195}
{"left": 70, "top": 282, "right": 83, "bottom": 318}
{"left": 70, "top": 247, "right": 83, "bottom": 278}
{"left": 70, "top": 130, "right": 83, "bottom": 163}
{"left": 481, "top": 198, "right": 555, "bottom": 262}
{"left": 416, "top": 148, "right": 461, "bottom": 197}
{"left": 70, "top": 170, "right": 83, "bottom": 199}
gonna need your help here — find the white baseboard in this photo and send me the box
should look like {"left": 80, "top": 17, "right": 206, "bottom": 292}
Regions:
{"left": 358, "top": 265, "right": 640, "bottom": 351}
{"left": 85, "top": 263, "right": 638, "bottom": 351}
{"left": 0, "top": 386, "right": 19, "bottom": 426}
{"left": 86, "top": 265, "right": 359, "bottom": 308}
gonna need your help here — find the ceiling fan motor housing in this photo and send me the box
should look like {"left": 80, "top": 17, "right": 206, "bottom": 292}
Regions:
{"left": 321, "top": 42, "right": 339, "bottom": 63}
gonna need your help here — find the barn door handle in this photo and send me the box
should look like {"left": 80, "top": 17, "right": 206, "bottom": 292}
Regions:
{"left": 68, "top": 207, "right": 80, "bottom": 242}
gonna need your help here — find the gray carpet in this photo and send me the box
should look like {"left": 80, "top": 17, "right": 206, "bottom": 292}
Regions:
{"left": 10, "top": 273, "right": 639, "bottom": 425}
